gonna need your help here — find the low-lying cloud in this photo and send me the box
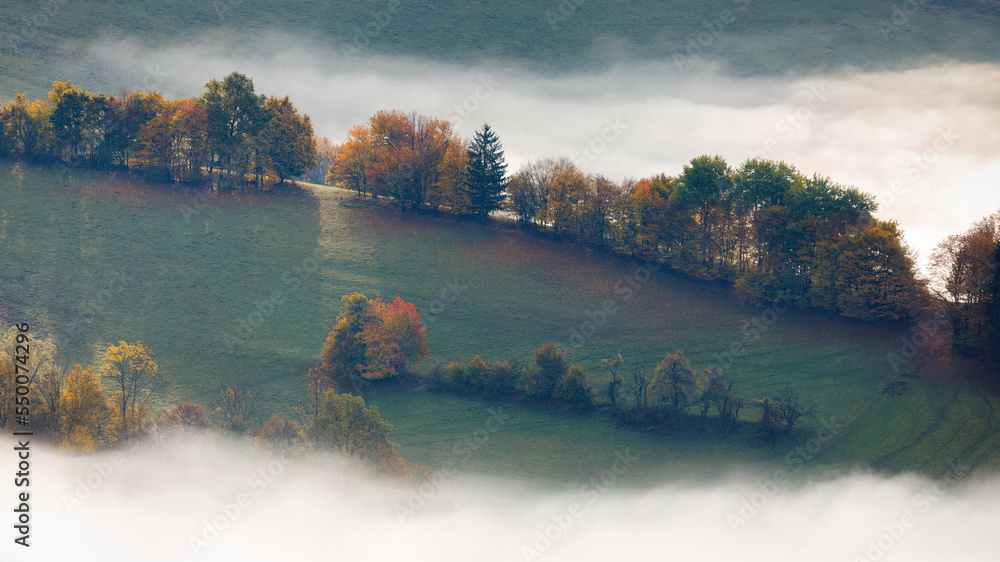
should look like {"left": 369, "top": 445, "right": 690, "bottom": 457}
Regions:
{"left": 3, "top": 434, "right": 997, "bottom": 561}
{"left": 81, "top": 34, "right": 1000, "bottom": 270}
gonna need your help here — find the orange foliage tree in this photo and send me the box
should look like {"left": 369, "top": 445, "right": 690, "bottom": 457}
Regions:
{"left": 360, "top": 296, "right": 430, "bottom": 379}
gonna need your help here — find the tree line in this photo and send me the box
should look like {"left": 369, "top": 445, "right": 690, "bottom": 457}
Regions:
{"left": 311, "top": 292, "right": 811, "bottom": 441}
{"left": 0, "top": 327, "right": 422, "bottom": 479}
{"left": 1, "top": 74, "right": 996, "bottom": 360}
{"left": 0, "top": 73, "right": 317, "bottom": 186}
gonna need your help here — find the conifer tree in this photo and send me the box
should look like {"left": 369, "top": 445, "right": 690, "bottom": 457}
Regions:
{"left": 465, "top": 124, "right": 508, "bottom": 220}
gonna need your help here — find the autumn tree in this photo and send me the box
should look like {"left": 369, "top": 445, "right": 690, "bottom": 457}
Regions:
{"left": 428, "top": 136, "right": 471, "bottom": 213}
{"left": 257, "top": 414, "right": 300, "bottom": 455}
{"left": 540, "top": 158, "right": 587, "bottom": 238}
{"left": 506, "top": 158, "right": 555, "bottom": 228}
{"left": 319, "top": 293, "right": 428, "bottom": 384}
{"left": 215, "top": 382, "right": 259, "bottom": 435}
{"left": 158, "top": 401, "right": 210, "bottom": 440}
{"left": 99, "top": 341, "right": 162, "bottom": 442}
{"left": 465, "top": 124, "right": 508, "bottom": 220}
{"left": 327, "top": 124, "right": 376, "bottom": 196}
{"left": 0, "top": 93, "right": 52, "bottom": 160}
{"left": 650, "top": 350, "right": 698, "bottom": 427}
{"left": 929, "top": 212, "right": 998, "bottom": 355}
{"left": 305, "top": 390, "right": 405, "bottom": 476}
{"left": 59, "top": 365, "right": 114, "bottom": 451}
{"left": 30, "top": 364, "right": 63, "bottom": 436}
{"left": 359, "top": 296, "right": 430, "bottom": 379}
{"left": 104, "top": 90, "right": 166, "bottom": 167}
{"left": 809, "top": 219, "right": 918, "bottom": 321}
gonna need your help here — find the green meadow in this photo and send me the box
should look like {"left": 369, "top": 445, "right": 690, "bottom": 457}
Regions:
{"left": 2, "top": 161, "right": 998, "bottom": 485}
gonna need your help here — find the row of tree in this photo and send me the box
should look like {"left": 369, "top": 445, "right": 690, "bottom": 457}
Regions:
{"left": 321, "top": 111, "right": 917, "bottom": 321}
{"left": 0, "top": 327, "right": 418, "bottom": 478}
{"left": 501, "top": 156, "right": 918, "bottom": 321}
{"left": 325, "top": 111, "right": 508, "bottom": 218}
{"left": 0, "top": 73, "right": 317, "bottom": 186}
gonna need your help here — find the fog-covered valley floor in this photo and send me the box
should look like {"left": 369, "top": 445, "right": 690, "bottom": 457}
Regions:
{"left": 3, "top": 435, "right": 995, "bottom": 561}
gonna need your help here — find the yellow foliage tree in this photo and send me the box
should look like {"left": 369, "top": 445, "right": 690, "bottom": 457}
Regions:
{"left": 99, "top": 341, "right": 161, "bottom": 443}
{"left": 58, "top": 365, "right": 113, "bottom": 449}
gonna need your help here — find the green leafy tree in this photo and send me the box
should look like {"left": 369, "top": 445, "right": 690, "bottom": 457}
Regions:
{"left": 305, "top": 391, "right": 405, "bottom": 476}
{"left": 48, "top": 81, "right": 108, "bottom": 163}
{"left": 319, "top": 293, "right": 373, "bottom": 381}
{"left": 810, "top": 220, "right": 917, "bottom": 321}
{"left": 554, "top": 365, "right": 593, "bottom": 412}
{"left": 519, "top": 342, "right": 568, "bottom": 401}
{"left": 259, "top": 96, "right": 317, "bottom": 183}
{"left": 200, "top": 72, "right": 267, "bottom": 181}
{"left": 465, "top": 123, "right": 508, "bottom": 220}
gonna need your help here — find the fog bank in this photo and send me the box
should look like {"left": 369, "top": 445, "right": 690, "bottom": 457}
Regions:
{"left": 2, "top": 435, "right": 997, "bottom": 561}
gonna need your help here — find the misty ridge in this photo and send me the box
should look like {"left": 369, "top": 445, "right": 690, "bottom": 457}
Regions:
{"left": 4, "top": 432, "right": 996, "bottom": 561}
{"left": 82, "top": 33, "right": 1000, "bottom": 268}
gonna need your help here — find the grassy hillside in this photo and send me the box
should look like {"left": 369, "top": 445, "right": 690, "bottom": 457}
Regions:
{"left": 3, "top": 0, "right": 1000, "bottom": 99}
{"left": 2, "top": 161, "right": 998, "bottom": 484}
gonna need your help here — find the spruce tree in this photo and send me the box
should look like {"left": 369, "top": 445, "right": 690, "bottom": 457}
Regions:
{"left": 465, "top": 124, "right": 508, "bottom": 220}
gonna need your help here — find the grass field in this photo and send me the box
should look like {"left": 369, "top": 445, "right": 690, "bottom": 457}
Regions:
{"left": 2, "top": 161, "right": 998, "bottom": 485}
{"left": 3, "top": 0, "right": 1000, "bottom": 100}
